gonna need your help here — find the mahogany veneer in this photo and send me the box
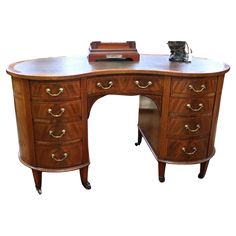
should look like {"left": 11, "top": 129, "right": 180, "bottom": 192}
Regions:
{"left": 7, "top": 55, "right": 230, "bottom": 193}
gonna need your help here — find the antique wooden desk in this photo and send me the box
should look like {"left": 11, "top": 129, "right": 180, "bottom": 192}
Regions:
{"left": 7, "top": 55, "right": 230, "bottom": 194}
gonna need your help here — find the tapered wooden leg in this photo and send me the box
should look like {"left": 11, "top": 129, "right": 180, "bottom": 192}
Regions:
{"left": 32, "top": 169, "right": 42, "bottom": 194}
{"left": 198, "top": 160, "right": 209, "bottom": 179}
{"left": 80, "top": 166, "right": 91, "bottom": 190}
{"left": 158, "top": 161, "right": 166, "bottom": 183}
{"left": 135, "top": 129, "right": 143, "bottom": 146}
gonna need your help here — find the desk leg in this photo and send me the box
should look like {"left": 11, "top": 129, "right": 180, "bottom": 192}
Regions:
{"left": 158, "top": 162, "right": 166, "bottom": 183}
{"left": 32, "top": 169, "right": 42, "bottom": 194}
{"left": 135, "top": 129, "right": 143, "bottom": 146}
{"left": 198, "top": 160, "right": 209, "bottom": 179}
{"left": 80, "top": 166, "right": 91, "bottom": 190}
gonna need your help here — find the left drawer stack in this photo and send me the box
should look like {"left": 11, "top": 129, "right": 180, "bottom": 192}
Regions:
{"left": 30, "top": 81, "right": 83, "bottom": 170}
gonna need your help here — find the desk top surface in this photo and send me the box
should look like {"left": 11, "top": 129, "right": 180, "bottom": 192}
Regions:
{"left": 7, "top": 54, "right": 230, "bottom": 80}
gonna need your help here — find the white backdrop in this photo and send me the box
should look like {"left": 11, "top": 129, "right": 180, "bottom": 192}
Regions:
{"left": 0, "top": 0, "right": 235, "bottom": 235}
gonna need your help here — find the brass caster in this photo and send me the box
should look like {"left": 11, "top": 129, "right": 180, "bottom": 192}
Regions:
{"left": 82, "top": 181, "right": 91, "bottom": 190}
{"left": 159, "top": 176, "right": 165, "bottom": 183}
{"left": 36, "top": 188, "right": 42, "bottom": 194}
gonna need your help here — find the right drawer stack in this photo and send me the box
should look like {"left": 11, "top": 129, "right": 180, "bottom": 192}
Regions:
{"left": 166, "top": 77, "right": 217, "bottom": 163}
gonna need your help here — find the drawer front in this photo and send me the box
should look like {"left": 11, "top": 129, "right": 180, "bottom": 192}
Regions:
{"left": 87, "top": 77, "right": 119, "bottom": 95}
{"left": 34, "top": 121, "right": 82, "bottom": 142}
{"left": 169, "top": 97, "right": 214, "bottom": 115}
{"left": 30, "top": 81, "right": 81, "bottom": 100}
{"left": 127, "top": 76, "right": 163, "bottom": 94}
{"left": 32, "top": 100, "right": 81, "bottom": 121}
{"left": 87, "top": 75, "right": 163, "bottom": 95}
{"left": 166, "top": 138, "right": 209, "bottom": 162}
{"left": 171, "top": 77, "right": 217, "bottom": 96}
{"left": 35, "top": 141, "right": 82, "bottom": 169}
{"left": 168, "top": 116, "right": 212, "bottom": 138}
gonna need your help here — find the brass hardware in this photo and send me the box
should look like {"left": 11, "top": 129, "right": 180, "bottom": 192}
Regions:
{"left": 135, "top": 80, "right": 152, "bottom": 89}
{"left": 45, "top": 87, "right": 64, "bottom": 96}
{"left": 188, "top": 84, "right": 206, "bottom": 93}
{"left": 51, "top": 152, "right": 68, "bottom": 162}
{"left": 184, "top": 124, "right": 201, "bottom": 133}
{"left": 48, "top": 108, "right": 65, "bottom": 117}
{"left": 49, "top": 129, "right": 66, "bottom": 138}
{"left": 182, "top": 147, "right": 197, "bottom": 155}
{"left": 97, "top": 81, "right": 113, "bottom": 90}
{"left": 186, "top": 103, "right": 203, "bottom": 112}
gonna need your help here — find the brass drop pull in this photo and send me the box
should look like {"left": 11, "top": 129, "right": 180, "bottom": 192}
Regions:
{"left": 184, "top": 124, "right": 200, "bottom": 133}
{"left": 48, "top": 108, "right": 65, "bottom": 117}
{"left": 51, "top": 153, "right": 68, "bottom": 162}
{"left": 45, "top": 88, "right": 64, "bottom": 96}
{"left": 135, "top": 80, "right": 152, "bottom": 89}
{"left": 188, "top": 84, "right": 206, "bottom": 93}
{"left": 186, "top": 103, "right": 204, "bottom": 112}
{"left": 97, "top": 81, "right": 113, "bottom": 90}
{"left": 49, "top": 129, "right": 66, "bottom": 138}
{"left": 182, "top": 147, "right": 197, "bottom": 155}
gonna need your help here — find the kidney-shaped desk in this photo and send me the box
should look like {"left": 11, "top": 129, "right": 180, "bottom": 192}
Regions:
{"left": 7, "top": 54, "right": 230, "bottom": 193}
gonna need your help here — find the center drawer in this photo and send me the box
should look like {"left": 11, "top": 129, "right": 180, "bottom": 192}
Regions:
{"left": 86, "top": 75, "right": 163, "bottom": 95}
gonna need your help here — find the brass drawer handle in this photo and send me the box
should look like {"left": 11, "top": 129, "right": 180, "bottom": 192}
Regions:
{"left": 49, "top": 129, "right": 66, "bottom": 138}
{"left": 97, "top": 81, "right": 113, "bottom": 90}
{"left": 182, "top": 147, "right": 197, "bottom": 155}
{"left": 51, "top": 153, "right": 68, "bottom": 162}
{"left": 45, "top": 88, "right": 64, "bottom": 96}
{"left": 186, "top": 103, "right": 204, "bottom": 112}
{"left": 188, "top": 84, "right": 206, "bottom": 93}
{"left": 48, "top": 108, "right": 65, "bottom": 117}
{"left": 184, "top": 124, "right": 201, "bottom": 133}
{"left": 135, "top": 80, "right": 152, "bottom": 89}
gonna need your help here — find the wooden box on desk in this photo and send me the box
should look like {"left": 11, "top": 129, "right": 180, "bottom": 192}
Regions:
{"left": 88, "top": 41, "right": 140, "bottom": 62}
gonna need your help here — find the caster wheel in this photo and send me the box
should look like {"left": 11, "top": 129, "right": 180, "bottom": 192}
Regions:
{"left": 198, "top": 173, "right": 205, "bottom": 179}
{"left": 82, "top": 181, "right": 91, "bottom": 190}
{"left": 36, "top": 188, "right": 42, "bottom": 195}
{"left": 159, "top": 176, "right": 165, "bottom": 183}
